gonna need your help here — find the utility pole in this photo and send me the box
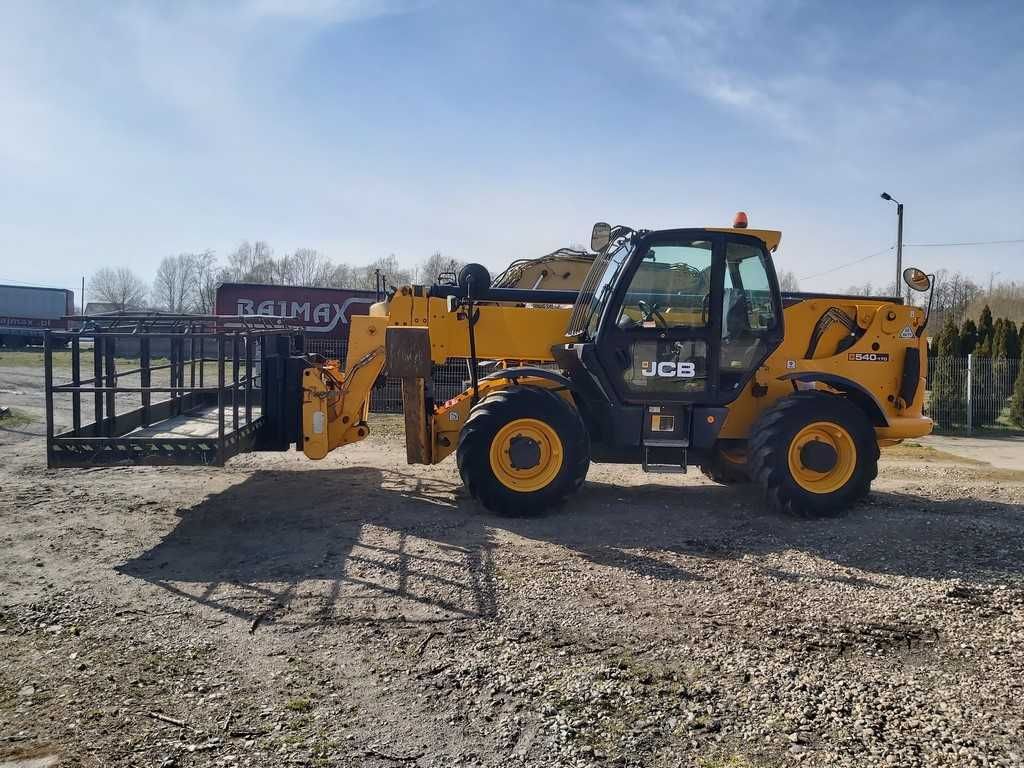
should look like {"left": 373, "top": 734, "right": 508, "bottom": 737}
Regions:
{"left": 895, "top": 201, "right": 903, "bottom": 296}
{"left": 880, "top": 192, "right": 904, "bottom": 296}
{"left": 81, "top": 275, "right": 85, "bottom": 314}
{"left": 989, "top": 271, "right": 1000, "bottom": 295}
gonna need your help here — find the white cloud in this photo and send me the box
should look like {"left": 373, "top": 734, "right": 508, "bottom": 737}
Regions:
{"left": 606, "top": 0, "right": 929, "bottom": 149}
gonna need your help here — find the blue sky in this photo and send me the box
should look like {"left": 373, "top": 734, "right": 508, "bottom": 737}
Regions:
{"left": 2, "top": 0, "right": 1022, "bottom": 295}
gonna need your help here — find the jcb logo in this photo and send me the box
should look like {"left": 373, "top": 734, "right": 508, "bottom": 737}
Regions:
{"left": 848, "top": 352, "right": 890, "bottom": 362}
{"left": 641, "top": 361, "right": 697, "bottom": 378}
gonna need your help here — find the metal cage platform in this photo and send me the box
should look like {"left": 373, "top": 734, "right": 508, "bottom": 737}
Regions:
{"left": 44, "top": 313, "right": 304, "bottom": 467}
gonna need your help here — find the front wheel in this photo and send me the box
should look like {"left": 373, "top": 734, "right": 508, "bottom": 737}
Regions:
{"left": 456, "top": 386, "right": 590, "bottom": 516}
{"left": 748, "top": 392, "right": 878, "bottom": 518}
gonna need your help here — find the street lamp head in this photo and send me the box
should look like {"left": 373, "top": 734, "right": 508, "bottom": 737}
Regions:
{"left": 880, "top": 192, "right": 892, "bottom": 201}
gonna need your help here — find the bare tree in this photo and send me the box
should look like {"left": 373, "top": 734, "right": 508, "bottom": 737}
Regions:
{"left": 843, "top": 281, "right": 874, "bottom": 297}
{"left": 926, "top": 270, "right": 982, "bottom": 328}
{"left": 328, "top": 262, "right": 355, "bottom": 289}
{"left": 88, "top": 267, "right": 148, "bottom": 311}
{"left": 152, "top": 253, "right": 199, "bottom": 312}
{"left": 777, "top": 270, "right": 800, "bottom": 293}
{"left": 967, "top": 279, "right": 1024, "bottom": 326}
{"left": 843, "top": 279, "right": 899, "bottom": 297}
{"left": 351, "top": 255, "right": 413, "bottom": 291}
{"left": 415, "top": 251, "right": 464, "bottom": 285}
{"left": 193, "top": 251, "right": 219, "bottom": 313}
{"left": 223, "top": 240, "right": 275, "bottom": 283}
{"left": 285, "top": 248, "right": 334, "bottom": 287}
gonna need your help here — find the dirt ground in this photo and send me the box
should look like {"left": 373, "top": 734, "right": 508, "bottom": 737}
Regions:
{"left": 1, "top": 354, "right": 1023, "bottom": 768}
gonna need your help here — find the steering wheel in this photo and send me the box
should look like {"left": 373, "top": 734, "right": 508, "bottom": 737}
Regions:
{"left": 637, "top": 300, "right": 667, "bottom": 328}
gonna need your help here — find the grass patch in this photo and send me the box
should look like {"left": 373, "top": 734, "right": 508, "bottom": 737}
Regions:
{"left": 284, "top": 697, "right": 313, "bottom": 713}
{"left": 0, "top": 408, "right": 35, "bottom": 429}
{"left": 885, "top": 439, "right": 1024, "bottom": 482}
{"left": 0, "top": 349, "right": 230, "bottom": 385}
{"left": 698, "top": 756, "right": 757, "bottom": 768}
{"left": 882, "top": 442, "right": 984, "bottom": 465}
{"left": 0, "top": 349, "right": 83, "bottom": 369}
{"left": 0, "top": 348, "right": 159, "bottom": 370}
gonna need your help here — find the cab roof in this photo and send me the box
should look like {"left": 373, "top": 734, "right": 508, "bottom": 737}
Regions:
{"left": 705, "top": 227, "right": 782, "bottom": 252}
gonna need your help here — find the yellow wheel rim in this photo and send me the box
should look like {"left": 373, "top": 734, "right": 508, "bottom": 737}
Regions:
{"left": 787, "top": 421, "right": 857, "bottom": 494}
{"left": 719, "top": 447, "right": 747, "bottom": 467}
{"left": 489, "top": 418, "right": 563, "bottom": 492}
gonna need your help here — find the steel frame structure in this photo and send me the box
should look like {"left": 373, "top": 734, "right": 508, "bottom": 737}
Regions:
{"left": 44, "top": 313, "right": 301, "bottom": 467}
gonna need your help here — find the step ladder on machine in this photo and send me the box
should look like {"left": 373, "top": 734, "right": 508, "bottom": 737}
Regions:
{"left": 641, "top": 404, "right": 688, "bottom": 474}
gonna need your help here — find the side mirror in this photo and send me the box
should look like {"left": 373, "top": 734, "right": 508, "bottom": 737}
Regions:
{"left": 902, "top": 267, "right": 931, "bottom": 292}
{"left": 591, "top": 222, "right": 611, "bottom": 252}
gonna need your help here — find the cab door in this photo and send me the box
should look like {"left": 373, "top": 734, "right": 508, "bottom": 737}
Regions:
{"left": 595, "top": 231, "right": 724, "bottom": 405}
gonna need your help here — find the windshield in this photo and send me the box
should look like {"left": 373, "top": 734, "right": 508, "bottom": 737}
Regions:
{"left": 566, "top": 239, "right": 634, "bottom": 338}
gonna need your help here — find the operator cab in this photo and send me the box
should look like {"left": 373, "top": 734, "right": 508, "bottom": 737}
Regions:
{"left": 553, "top": 219, "right": 785, "bottom": 465}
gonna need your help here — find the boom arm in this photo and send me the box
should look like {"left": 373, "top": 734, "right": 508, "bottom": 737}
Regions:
{"left": 302, "top": 286, "right": 572, "bottom": 461}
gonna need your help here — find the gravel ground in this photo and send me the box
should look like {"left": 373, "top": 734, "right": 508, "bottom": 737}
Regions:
{"left": 1, "top": 377, "right": 1023, "bottom": 767}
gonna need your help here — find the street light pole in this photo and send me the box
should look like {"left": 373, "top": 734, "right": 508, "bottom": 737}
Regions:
{"left": 895, "top": 202, "right": 903, "bottom": 292}
{"left": 880, "top": 192, "right": 903, "bottom": 296}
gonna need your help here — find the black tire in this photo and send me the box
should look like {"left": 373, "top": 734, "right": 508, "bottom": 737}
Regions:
{"left": 456, "top": 386, "right": 589, "bottom": 516}
{"left": 699, "top": 445, "right": 750, "bottom": 484}
{"left": 748, "top": 392, "right": 878, "bottom": 518}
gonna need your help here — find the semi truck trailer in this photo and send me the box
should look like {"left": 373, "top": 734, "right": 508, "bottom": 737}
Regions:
{"left": 0, "top": 284, "right": 75, "bottom": 348}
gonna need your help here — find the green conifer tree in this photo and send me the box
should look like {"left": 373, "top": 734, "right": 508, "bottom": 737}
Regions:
{"left": 971, "top": 309, "right": 997, "bottom": 427}
{"left": 993, "top": 318, "right": 1008, "bottom": 358}
{"left": 937, "top": 316, "right": 960, "bottom": 357}
{"left": 1008, "top": 320, "right": 1022, "bottom": 393}
{"left": 931, "top": 316, "right": 962, "bottom": 429}
{"left": 978, "top": 304, "right": 994, "bottom": 338}
{"left": 1011, "top": 355, "right": 1024, "bottom": 428}
{"left": 991, "top": 319, "right": 1013, "bottom": 413}
{"left": 1007, "top": 320, "right": 1021, "bottom": 360}
{"left": 959, "top": 318, "right": 978, "bottom": 355}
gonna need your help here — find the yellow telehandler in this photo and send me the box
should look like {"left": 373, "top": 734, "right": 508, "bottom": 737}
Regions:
{"left": 300, "top": 217, "right": 933, "bottom": 517}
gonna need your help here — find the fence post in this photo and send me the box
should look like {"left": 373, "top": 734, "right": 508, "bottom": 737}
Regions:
{"left": 966, "top": 353, "right": 973, "bottom": 434}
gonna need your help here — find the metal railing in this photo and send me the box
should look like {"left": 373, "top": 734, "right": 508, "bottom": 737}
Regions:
{"left": 45, "top": 313, "right": 300, "bottom": 466}
{"left": 926, "top": 355, "right": 1022, "bottom": 434}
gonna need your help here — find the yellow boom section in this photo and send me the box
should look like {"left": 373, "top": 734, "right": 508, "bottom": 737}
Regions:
{"left": 302, "top": 287, "right": 572, "bottom": 460}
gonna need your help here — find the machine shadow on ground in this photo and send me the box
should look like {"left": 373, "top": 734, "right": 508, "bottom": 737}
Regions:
{"left": 118, "top": 467, "right": 1024, "bottom": 630}
{"left": 117, "top": 466, "right": 498, "bottom": 631}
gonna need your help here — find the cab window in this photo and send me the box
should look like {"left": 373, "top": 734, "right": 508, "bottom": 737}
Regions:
{"left": 617, "top": 241, "right": 713, "bottom": 330}
{"left": 721, "top": 241, "right": 779, "bottom": 392}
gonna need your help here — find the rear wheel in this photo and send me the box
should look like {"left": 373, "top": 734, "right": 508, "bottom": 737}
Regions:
{"left": 457, "top": 386, "right": 589, "bottom": 516}
{"left": 749, "top": 392, "right": 878, "bottom": 518}
{"left": 699, "top": 444, "right": 750, "bottom": 484}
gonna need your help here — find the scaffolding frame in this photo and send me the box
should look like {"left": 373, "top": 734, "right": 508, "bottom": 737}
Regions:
{"left": 44, "top": 312, "right": 302, "bottom": 467}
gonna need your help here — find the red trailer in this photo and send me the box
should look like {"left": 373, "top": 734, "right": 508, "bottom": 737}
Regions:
{"left": 215, "top": 283, "right": 376, "bottom": 355}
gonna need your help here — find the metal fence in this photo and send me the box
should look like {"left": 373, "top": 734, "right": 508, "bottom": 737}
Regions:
{"left": 926, "top": 355, "right": 1021, "bottom": 434}
{"left": 304, "top": 338, "right": 472, "bottom": 413}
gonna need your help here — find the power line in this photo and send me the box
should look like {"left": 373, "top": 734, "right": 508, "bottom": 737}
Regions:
{"left": 799, "top": 246, "right": 893, "bottom": 281}
{"left": 904, "top": 239, "right": 1024, "bottom": 247}
{"left": 800, "top": 237, "right": 1024, "bottom": 282}
{"left": 0, "top": 277, "right": 76, "bottom": 290}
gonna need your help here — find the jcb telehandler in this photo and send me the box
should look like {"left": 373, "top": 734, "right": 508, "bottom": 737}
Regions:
{"left": 301, "top": 216, "right": 934, "bottom": 517}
